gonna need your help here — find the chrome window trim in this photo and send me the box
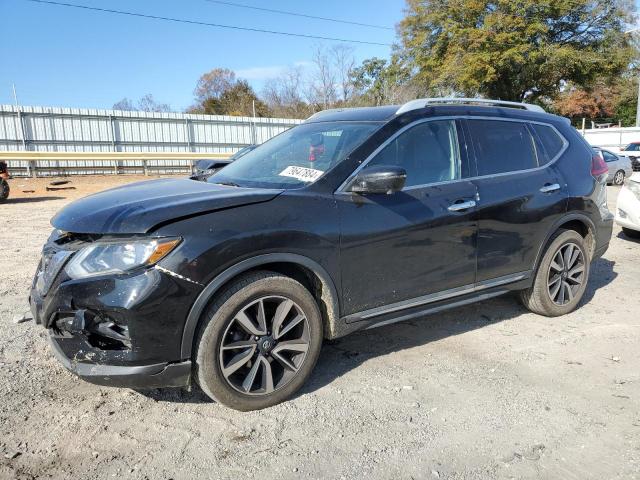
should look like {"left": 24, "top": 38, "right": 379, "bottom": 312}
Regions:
{"left": 335, "top": 115, "right": 569, "bottom": 195}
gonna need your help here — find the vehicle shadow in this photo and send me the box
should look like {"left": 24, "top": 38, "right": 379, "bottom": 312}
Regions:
{"left": 4, "top": 196, "right": 65, "bottom": 204}
{"left": 616, "top": 230, "right": 640, "bottom": 244}
{"left": 139, "top": 257, "right": 617, "bottom": 405}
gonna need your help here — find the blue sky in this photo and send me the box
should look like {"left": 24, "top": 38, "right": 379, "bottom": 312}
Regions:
{"left": 0, "top": 0, "right": 404, "bottom": 111}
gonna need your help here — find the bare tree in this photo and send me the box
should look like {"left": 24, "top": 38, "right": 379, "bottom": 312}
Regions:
{"left": 113, "top": 95, "right": 170, "bottom": 112}
{"left": 262, "top": 66, "right": 310, "bottom": 119}
{"left": 308, "top": 46, "right": 337, "bottom": 110}
{"left": 112, "top": 98, "right": 135, "bottom": 111}
{"left": 137, "top": 94, "right": 171, "bottom": 112}
{"left": 331, "top": 44, "right": 356, "bottom": 103}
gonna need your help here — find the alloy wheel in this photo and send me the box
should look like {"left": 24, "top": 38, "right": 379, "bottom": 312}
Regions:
{"left": 614, "top": 171, "right": 625, "bottom": 185}
{"left": 547, "top": 242, "right": 585, "bottom": 305}
{"left": 219, "top": 296, "right": 310, "bottom": 396}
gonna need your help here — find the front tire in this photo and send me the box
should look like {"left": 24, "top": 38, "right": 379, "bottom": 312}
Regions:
{"left": 193, "top": 271, "right": 323, "bottom": 411}
{"left": 519, "top": 230, "right": 590, "bottom": 317}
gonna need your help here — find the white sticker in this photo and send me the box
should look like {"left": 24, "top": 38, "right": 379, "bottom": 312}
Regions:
{"left": 279, "top": 165, "right": 324, "bottom": 182}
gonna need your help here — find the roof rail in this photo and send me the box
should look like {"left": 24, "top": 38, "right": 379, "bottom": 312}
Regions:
{"left": 395, "top": 98, "right": 545, "bottom": 115}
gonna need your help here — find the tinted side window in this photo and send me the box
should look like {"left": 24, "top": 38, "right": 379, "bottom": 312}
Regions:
{"left": 531, "top": 124, "right": 564, "bottom": 164}
{"left": 603, "top": 151, "right": 617, "bottom": 163}
{"left": 468, "top": 120, "right": 537, "bottom": 175}
{"left": 366, "top": 120, "right": 461, "bottom": 187}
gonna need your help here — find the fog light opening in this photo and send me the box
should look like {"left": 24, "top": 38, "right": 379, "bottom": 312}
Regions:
{"left": 87, "top": 316, "right": 131, "bottom": 351}
{"left": 53, "top": 309, "right": 131, "bottom": 350}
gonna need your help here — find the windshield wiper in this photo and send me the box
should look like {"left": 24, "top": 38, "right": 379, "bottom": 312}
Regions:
{"left": 213, "top": 181, "right": 240, "bottom": 187}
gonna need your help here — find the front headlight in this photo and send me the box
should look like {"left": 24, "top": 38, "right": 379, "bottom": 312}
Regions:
{"left": 65, "top": 237, "right": 181, "bottom": 279}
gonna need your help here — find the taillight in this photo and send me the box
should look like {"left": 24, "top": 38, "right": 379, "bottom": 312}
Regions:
{"left": 591, "top": 151, "right": 608, "bottom": 177}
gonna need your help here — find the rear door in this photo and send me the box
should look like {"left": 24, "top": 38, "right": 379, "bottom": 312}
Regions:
{"left": 466, "top": 119, "right": 569, "bottom": 283}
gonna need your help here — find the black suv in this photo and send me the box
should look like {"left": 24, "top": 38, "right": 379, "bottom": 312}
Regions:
{"left": 30, "top": 99, "right": 613, "bottom": 411}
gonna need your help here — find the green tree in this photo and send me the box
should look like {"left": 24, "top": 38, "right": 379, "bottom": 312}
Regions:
{"left": 613, "top": 77, "right": 639, "bottom": 126}
{"left": 397, "top": 0, "right": 635, "bottom": 101}
{"left": 350, "top": 57, "right": 416, "bottom": 105}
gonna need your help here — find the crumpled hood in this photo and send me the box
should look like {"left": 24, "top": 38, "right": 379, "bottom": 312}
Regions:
{"left": 51, "top": 178, "right": 282, "bottom": 234}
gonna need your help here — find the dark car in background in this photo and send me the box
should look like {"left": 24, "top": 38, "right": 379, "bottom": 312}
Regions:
{"left": 192, "top": 145, "right": 257, "bottom": 181}
{"left": 0, "top": 161, "right": 10, "bottom": 202}
{"left": 30, "top": 98, "right": 613, "bottom": 411}
{"left": 616, "top": 141, "right": 640, "bottom": 171}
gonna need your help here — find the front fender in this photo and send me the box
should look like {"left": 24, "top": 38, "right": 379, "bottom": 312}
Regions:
{"left": 179, "top": 253, "right": 340, "bottom": 358}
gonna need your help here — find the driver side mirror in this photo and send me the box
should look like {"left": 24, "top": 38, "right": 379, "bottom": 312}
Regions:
{"left": 349, "top": 165, "right": 406, "bottom": 195}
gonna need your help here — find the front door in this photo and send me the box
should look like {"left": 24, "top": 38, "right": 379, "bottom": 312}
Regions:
{"left": 336, "top": 119, "right": 478, "bottom": 317}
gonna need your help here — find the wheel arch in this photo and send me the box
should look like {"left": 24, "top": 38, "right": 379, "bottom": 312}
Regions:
{"left": 180, "top": 253, "right": 341, "bottom": 359}
{"left": 532, "top": 213, "right": 596, "bottom": 274}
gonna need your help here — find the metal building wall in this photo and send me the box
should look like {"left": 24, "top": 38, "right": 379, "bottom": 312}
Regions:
{"left": 580, "top": 127, "right": 640, "bottom": 150}
{"left": 0, "top": 105, "right": 302, "bottom": 174}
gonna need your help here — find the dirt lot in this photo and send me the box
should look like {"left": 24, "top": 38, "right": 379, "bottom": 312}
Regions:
{"left": 1, "top": 175, "right": 639, "bottom": 480}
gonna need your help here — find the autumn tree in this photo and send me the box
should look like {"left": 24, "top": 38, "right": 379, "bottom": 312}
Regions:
{"left": 553, "top": 77, "right": 640, "bottom": 126}
{"left": 190, "top": 68, "right": 270, "bottom": 116}
{"left": 201, "top": 80, "right": 270, "bottom": 117}
{"left": 397, "top": 0, "right": 636, "bottom": 101}
{"left": 553, "top": 84, "right": 617, "bottom": 123}
{"left": 193, "top": 68, "right": 237, "bottom": 104}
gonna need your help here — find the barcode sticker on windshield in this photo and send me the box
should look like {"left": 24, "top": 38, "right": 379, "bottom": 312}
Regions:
{"left": 279, "top": 166, "right": 324, "bottom": 182}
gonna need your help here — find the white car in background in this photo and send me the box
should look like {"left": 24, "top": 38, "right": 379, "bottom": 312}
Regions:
{"left": 616, "top": 172, "right": 640, "bottom": 239}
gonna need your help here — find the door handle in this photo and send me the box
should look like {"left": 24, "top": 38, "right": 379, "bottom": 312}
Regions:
{"left": 540, "top": 183, "right": 560, "bottom": 193}
{"left": 448, "top": 200, "right": 476, "bottom": 212}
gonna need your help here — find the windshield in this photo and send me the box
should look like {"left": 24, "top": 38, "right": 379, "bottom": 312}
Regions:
{"left": 624, "top": 143, "right": 640, "bottom": 151}
{"left": 208, "top": 121, "right": 381, "bottom": 189}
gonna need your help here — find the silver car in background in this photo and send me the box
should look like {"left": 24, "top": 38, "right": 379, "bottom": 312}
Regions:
{"left": 598, "top": 149, "right": 633, "bottom": 185}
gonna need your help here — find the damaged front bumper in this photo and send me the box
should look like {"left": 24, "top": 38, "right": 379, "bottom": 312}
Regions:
{"left": 47, "top": 334, "right": 192, "bottom": 388}
{"left": 30, "top": 245, "right": 202, "bottom": 389}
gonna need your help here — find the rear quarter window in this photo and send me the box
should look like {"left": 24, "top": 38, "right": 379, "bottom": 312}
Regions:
{"left": 467, "top": 120, "right": 537, "bottom": 176}
{"left": 531, "top": 124, "right": 565, "bottom": 164}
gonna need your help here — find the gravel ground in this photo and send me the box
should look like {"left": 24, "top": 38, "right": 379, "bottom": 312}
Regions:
{"left": 1, "top": 176, "right": 639, "bottom": 480}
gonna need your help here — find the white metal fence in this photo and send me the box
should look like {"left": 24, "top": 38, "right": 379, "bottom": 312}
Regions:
{"left": 580, "top": 126, "right": 640, "bottom": 150}
{"left": 0, "top": 104, "right": 302, "bottom": 176}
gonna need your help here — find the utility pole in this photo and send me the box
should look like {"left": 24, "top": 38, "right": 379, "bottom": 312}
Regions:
{"left": 252, "top": 100, "right": 257, "bottom": 145}
{"left": 636, "top": 78, "right": 640, "bottom": 127}
{"left": 624, "top": 27, "right": 640, "bottom": 127}
{"left": 12, "top": 83, "right": 18, "bottom": 106}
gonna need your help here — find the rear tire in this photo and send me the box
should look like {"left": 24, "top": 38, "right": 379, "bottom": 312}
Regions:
{"left": 193, "top": 271, "right": 323, "bottom": 411}
{"left": 613, "top": 170, "right": 625, "bottom": 185}
{"left": 519, "top": 229, "right": 590, "bottom": 317}
{"left": 0, "top": 179, "right": 8, "bottom": 202}
{"left": 622, "top": 227, "right": 640, "bottom": 239}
